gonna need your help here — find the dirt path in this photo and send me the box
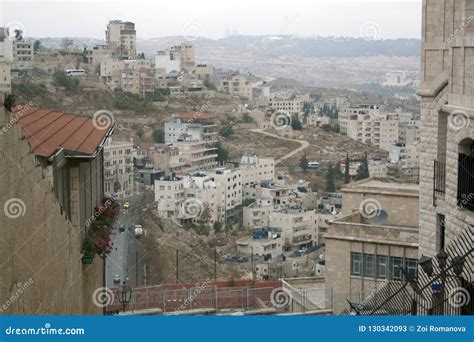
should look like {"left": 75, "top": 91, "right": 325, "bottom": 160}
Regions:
{"left": 249, "top": 129, "right": 309, "bottom": 164}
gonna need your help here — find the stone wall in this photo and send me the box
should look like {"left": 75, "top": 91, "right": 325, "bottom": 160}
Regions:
{"left": 0, "top": 94, "right": 103, "bottom": 315}
{"left": 419, "top": 0, "right": 474, "bottom": 257}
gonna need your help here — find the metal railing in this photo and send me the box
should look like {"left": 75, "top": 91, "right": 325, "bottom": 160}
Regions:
{"left": 345, "top": 224, "right": 473, "bottom": 316}
{"left": 433, "top": 160, "right": 446, "bottom": 206}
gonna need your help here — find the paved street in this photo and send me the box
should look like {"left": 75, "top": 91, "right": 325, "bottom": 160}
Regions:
{"left": 106, "top": 194, "right": 146, "bottom": 289}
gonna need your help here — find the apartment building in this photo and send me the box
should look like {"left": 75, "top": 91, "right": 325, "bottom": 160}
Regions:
{"left": 219, "top": 73, "right": 253, "bottom": 100}
{"left": 390, "top": 142, "right": 420, "bottom": 176}
{"left": 154, "top": 42, "right": 195, "bottom": 72}
{"left": 268, "top": 206, "right": 317, "bottom": 252}
{"left": 121, "top": 64, "right": 155, "bottom": 98}
{"left": 240, "top": 148, "right": 275, "bottom": 187}
{"left": 164, "top": 112, "right": 219, "bottom": 170}
{"left": 106, "top": 20, "right": 136, "bottom": 58}
{"left": 12, "top": 40, "right": 33, "bottom": 70}
{"left": 0, "top": 29, "right": 13, "bottom": 92}
{"left": 152, "top": 144, "right": 187, "bottom": 175}
{"left": 268, "top": 95, "right": 308, "bottom": 115}
{"left": 345, "top": 112, "right": 400, "bottom": 152}
{"left": 243, "top": 196, "right": 275, "bottom": 228}
{"left": 1, "top": 101, "right": 114, "bottom": 314}
{"left": 338, "top": 104, "right": 380, "bottom": 135}
{"left": 104, "top": 138, "right": 135, "bottom": 197}
{"left": 237, "top": 228, "right": 283, "bottom": 259}
{"left": 155, "top": 166, "right": 241, "bottom": 225}
{"left": 325, "top": 178, "right": 419, "bottom": 313}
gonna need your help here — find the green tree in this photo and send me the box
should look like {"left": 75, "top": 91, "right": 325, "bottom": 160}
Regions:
{"left": 136, "top": 127, "right": 144, "bottom": 139}
{"left": 152, "top": 129, "right": 164, "bottom": 143}
{"left": 33, "top": 40, "right": 42, "bottom": 51}
{"left": 355, "top": 152, "right": 370, "bottom": 181}
{"left": 242, "top": 112, "right": 254, "bottom": 123}
{"left": 344, "top": 153, "right": 350, "bottom": 184}
{"left": 216, "top": 142, "right": 229, "bottom": 163}
{"left": 326, "top": 163, "right": 336, "bottom": 192}
{"left": 203, "top": 80, "right": 217, "bottom": 90}
{"left": 291, "top": 115, "right": 302, "bottom": 130}
{"left": 213, "top": 221, "right": 223, "bottom": 233}
{"left": 299, "top": 154, "right": 309, "bottom": 171}
{"left": 219, "top": 123, "right": 234, "bottom": 138}
{"left": 52, "top": 70, "right": 79, "bottom": 91}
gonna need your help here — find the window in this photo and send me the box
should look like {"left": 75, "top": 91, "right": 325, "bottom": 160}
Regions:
{"left": 390, "top": 257, "right": 403, "bottom": 280}
{"left": 406, "top": 258, "right": 418, "bottom": 280}
{"left": 363, "top": 254, "right": 376, "bottom": 278}
{"left": 351, "top": 252, "right": 362, "bottom": 276}
{"left": 377, "top": 255, "right": 388, "bottom": 279}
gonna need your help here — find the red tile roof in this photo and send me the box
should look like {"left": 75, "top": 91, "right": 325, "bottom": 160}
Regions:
{"left": 12, "top": 106, "right": 113, "bottom": 158}
{"left": 174, "top": 112, "right": 215, "bottom": 120}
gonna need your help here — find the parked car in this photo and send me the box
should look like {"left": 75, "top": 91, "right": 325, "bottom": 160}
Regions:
{"left": 134, "top": 225, "right": 143, "bottom": 237}
{"left": 113, "top": 274, "right": 120, "bottom": 283}
{"left": 118, "top": 225, "right": 126, "bottom": 233}
{"left": 123, "top": 201, "right": 130, "bottom": 209}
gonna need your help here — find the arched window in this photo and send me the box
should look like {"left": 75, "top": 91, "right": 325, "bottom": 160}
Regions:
{"left": 457, "top": 138, "right": 474, "bottom": 211}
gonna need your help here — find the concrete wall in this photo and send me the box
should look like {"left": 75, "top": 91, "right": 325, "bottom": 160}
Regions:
{"left": 0, "top": 95, "right": 103, "bottom": 314}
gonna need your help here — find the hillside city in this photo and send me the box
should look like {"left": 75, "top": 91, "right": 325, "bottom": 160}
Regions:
{"left": 0, "top": 4, "right": 472, "bottom": 317}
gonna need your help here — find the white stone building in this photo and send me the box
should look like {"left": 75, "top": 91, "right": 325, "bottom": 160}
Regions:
{"left": 106, "top": 20, "right": 136, "bottom": 58}
{"left": 103, "top": 138, "right": 135, "bottom": 197}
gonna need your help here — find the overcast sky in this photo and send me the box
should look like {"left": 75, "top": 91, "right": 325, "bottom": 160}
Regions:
{"left": 1, "top": 0, "right": 422, "bottom": 40}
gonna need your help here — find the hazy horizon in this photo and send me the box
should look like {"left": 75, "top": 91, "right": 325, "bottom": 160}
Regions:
{"left": 1, "top": 0, "right": 422, "bottom": 40}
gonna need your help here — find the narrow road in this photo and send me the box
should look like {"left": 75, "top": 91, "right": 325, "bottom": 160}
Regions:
{"left": 249, "top": 128, "right": 309, "bottom": 164}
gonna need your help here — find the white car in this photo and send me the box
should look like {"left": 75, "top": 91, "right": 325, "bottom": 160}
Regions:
{"left": 113, "top": 274, "right": 120, "bottom": 283}
{"left": 134, "top": 225, "right": 143, "bottom": 237}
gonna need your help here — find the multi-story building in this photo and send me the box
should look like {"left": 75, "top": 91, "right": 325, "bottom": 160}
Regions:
{"left": 240, "top": 148, "right": 275, "bottom": 188}
{"left": 164, "top": 112, "right": 219, "bottom": 170}
{"left": 106, "top": 20, "right": 136, "bottom": 58}
{"left": 12, "top": 40, "right": 33, "bottom": 71}
{"left": 325, "top": 178, "right": 420, "bottom": 313}
{"left": 268, "top": 95, "right": 308, "bottom": 115}
{"left": 339, "top": 104, "right": 380, "bottom": 135}
{"left": 389, "top": 142, "right": 420, "bottom": 180}
{"left": 154, "top": 42, "right": 195, "bottom": 72}
{"left": 219, "top": 74, "right": 252, "bottom": 100}
{"left": 268, "top": 206, "right": 317, "bottom": 252}
{"left": 243, "top": 196, "right": 275, "bottom": 228}
{"left": 418, "top": 0, "right": 474, "bottom": 268}
{"left": 104, "top": 138, "right": 135, "bottom": 197}
{"left": 0, "top": 29, "right": 12, "bottom": 93}
{"left": 1, "top": 99, "right": 114, "bottom": 314}
{"left": 237, "top": 228, "right": 283, "bottom": 259}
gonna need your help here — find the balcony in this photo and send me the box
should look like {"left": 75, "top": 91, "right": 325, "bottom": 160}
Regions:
{"left": 433, "top": 160, "right": 445, "bottom": 206}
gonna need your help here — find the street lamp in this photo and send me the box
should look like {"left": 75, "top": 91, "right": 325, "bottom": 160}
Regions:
{"left": 418, "top": 255, "right": 433, "bottom": 276}
{"left": 117, "top": 284, "right": 132, "bottom": 312}
{"left": 452, "top": 256, "right": 465, "bottom": 277}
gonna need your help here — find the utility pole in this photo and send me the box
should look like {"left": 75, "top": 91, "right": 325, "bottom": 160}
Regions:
{"left": 251, "top": 246, "right": 255, "bottom": 283}
{"left": 176, "top": 250, "right": 179, "bottom": 283}
{"left": 135, "top": 250, "right": 138, "bottom": 286}
{"left": 214, "top": 247, "right": 217, "bottom": 283}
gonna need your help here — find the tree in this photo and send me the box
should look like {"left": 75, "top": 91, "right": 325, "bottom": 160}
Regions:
{"left": 326, "top": 163, "right": 336, "bottom": 192}
{"left": 299, "top": 154, "right": 309, "bottom": 171}
{"left": 344, "top": 153, "right": 350, "bottom": 184}
{"left": 219, "top": 123, "right": 233, "bottom": 138}
{"left": 216, "top": 142, "right": 229, "bottom": 164}
{"left": 291, "top": 115, "right": 302, "bottom": 130}
{"left": 52, "top": 70, "right": 79, "bottom": 91}
{"left": 33, "top": 40, "right": 42, "bottom": 51}
{"left": 242, "top": 112, "right": 254, "bottom": 123}
{"left": 355, "top": 152, "right": 370, "bottom": 181}
{"left": 203, "top": 80, "right": 217, "bottom": 90}
{"left": 213, "top": 221, "right": 223, "bottom": 234}
{"left": 152, "top": 129, "right": 164, "bottom": 143}
{"left": 136, "top": 127, "right": 144, "bottom": 139}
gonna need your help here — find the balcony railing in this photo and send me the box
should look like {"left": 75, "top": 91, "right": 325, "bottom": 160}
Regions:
{"left": 433, "top": 160, "right": 446, "bottom": 206}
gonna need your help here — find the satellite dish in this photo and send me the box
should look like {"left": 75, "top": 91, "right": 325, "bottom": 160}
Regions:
{"left": 364, "top": 209, "right": 389, "bottom": 226}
